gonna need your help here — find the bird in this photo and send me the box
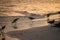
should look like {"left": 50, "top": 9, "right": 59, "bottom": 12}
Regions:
{"left": 28, "top": 17, "right": 35, "bottom": 20}
{"left": 12, "top": 18, "right": 19, "bottom": 23}
{"left": 47, "top": 14, "right": 50, "bottom": 17}
{"left": 47, "top": 20, "right": 55, "bottom": 24}
{"left": 47, "top": 13, "right": 55, "bottom": 27}
{"left": 47, "top": 20, "right": 55, "bottom": 27}
{"left": 12, "top": 18, "right": 19, "bottom": 29}
{"left": 0, "top": 26, "right": 5, "bottom": 30}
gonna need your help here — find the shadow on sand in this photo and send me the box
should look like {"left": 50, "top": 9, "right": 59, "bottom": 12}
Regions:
{"left": 6, "top": 26, "right": 60, "bottom": 40}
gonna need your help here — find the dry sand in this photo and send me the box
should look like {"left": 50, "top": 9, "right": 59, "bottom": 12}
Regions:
{"left": 0, "top": 0, "right": 60, "bottom": 16}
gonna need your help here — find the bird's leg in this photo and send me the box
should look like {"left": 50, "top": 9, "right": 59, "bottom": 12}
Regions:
{"left": 0, "top": 29, "right": 5, "bottom": 40}
{"left": 51, "top": 24, "right": 53, "bottom": 27}
{"left": 1, "top": 30, "right": 5, "bottom": 40}
{"left": 13, "top": 22, "right": 18, "bottom": 29}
